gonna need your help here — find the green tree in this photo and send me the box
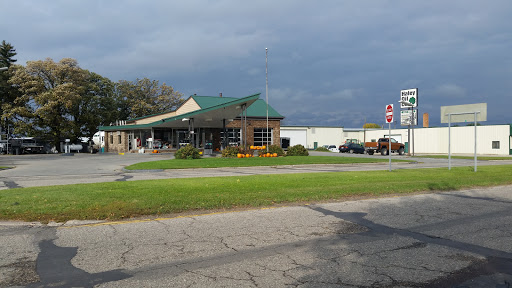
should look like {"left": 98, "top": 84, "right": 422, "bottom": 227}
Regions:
{"left": 0, "top": 40, "right": 19, "bottom": 129}
{"left": 8, "top": 57, "right": 185, "bottom": 151}
{"left": 72, "top": 71, "right": 123, "bottom": 141}
{"left": 363, "top": 123, "right": 381, "bottom": 129}
{"left": 8, "top": 58, "right": 88, "bottom": 150}
{"left": 0, "top": 40, "right": 16, "bottom": 68}
{"left": 116, "top": 78, "right": 184, "bottom": 119}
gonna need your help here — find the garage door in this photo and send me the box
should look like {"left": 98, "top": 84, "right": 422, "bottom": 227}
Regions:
{"left": 281, "top": 129, "right": 307, "bottom": 147}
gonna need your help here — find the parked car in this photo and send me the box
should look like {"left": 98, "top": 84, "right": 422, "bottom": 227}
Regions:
{"left": 339, "top": 143, "right": 365, "bottom": 154}
{"left": 327, "top": 145, "right": 339, "bottom": 153}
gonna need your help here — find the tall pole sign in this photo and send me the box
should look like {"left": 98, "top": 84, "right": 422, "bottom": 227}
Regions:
{"left": 400, "top": 88, "right": 418, "bottom": 108}
{"left": 385, "top": 104, "right": 393, "bottom": 171}
{"left": 400, "top": 88, "right": 419, "bottom": 156}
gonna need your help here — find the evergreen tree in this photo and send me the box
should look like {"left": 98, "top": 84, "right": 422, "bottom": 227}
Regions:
{"left": 0, "top": 40, "right": 17, "bottom": 68}
{"left": 0, "top": 40, "right": 19, "bottom": 130}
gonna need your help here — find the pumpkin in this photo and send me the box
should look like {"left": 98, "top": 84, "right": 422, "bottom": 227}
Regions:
{"left": 237, "top": 153, "right": 243, "bottom": 158}
{"left": 273, "top": 153, "right": 278, "bottom": 157}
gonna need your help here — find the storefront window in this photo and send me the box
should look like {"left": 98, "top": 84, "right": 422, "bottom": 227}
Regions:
{"left": 254, "top": 128, "right": 272, "bottom": 146}
{"left": 221, "top": 129, "right": 241, "bottom": 146}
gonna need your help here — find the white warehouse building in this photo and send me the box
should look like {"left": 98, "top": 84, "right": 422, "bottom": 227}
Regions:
{"left": 281, "top": 124, "right": 512, "bottom": 155}
{"left": 280, "top": 126, "right": 343, "bottom": 150}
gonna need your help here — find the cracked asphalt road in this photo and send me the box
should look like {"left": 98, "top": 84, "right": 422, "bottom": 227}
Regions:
{"left": 2, "top": 185, "right": 512, "bottom": 287}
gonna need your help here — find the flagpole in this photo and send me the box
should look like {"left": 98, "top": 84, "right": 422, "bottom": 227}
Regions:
{"left": 266, "top": 48, "right": 269, "bottom": 152}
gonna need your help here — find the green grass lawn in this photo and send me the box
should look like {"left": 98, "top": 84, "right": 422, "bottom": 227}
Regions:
{"left": 125, "top": 156, "right": 408, "bottom": 170}
{"left": 2, "top": 165, "right": 512, "bottom": 222}
{"left": 415, "top": 155, "right": 512, "bottom": 160}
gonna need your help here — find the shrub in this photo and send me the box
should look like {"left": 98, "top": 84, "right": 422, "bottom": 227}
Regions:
{"left": 286, "top": 144, "right": 309, "bottom": 156}
{"left": 258, "top": 144, "right": 285, "bottom": 157}
{"left": 222, "top": 146, "right": 243, "bottom": 158}
{"left": 315, "top": 147, "right": 329, "bottom": 152}
{"left": 174, "top": 144, "right": 201, "bottom": 159}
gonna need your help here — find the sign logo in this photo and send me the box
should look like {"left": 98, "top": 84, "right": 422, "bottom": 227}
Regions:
{"left": 385, "top": 104, "right": 393, "bottom": 123}
{"left": 400, "top": 88, "right": 418, "bottom": 108}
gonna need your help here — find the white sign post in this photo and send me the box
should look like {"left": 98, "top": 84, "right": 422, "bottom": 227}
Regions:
{"left": 385, "top": 104, "right": 393, "bottom": 172}
{"left": 441, "top": 103, "right": 487, "bottom": 172}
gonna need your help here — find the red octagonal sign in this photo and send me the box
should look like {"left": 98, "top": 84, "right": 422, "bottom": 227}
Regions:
{"left": 385, "top": 104, "right": 393, "bottom": 123}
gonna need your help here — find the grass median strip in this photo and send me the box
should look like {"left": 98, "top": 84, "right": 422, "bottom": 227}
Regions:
{"left": 1, "top": 165, "right": 512, "bottom": 223}
{"left": 125, "top": 156, "right": 409, "bottom": 170}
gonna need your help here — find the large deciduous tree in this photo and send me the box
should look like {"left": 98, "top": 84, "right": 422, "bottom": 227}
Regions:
{"left": 71, "top": 71, "right": 123, "bottom": 141}
{"left": 116, "top": 78, "right": 184, "bottom": 119}
{"left": 8, "top": 58, "right": 87, "bottom": 150}
{"left": 8, "top": 56, "right": 184, "bottom": 151}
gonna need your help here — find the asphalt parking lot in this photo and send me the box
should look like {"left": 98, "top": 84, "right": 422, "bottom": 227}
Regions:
{"left": 1, "top": 151, "right": 511, "bottom": 190}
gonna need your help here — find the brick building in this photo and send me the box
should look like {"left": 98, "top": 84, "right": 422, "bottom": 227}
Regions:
{"left": 99, "top": 93, "right": 284, "bottom": 153}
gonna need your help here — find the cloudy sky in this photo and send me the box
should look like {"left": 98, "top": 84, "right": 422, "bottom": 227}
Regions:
{"left": 2, "top": 1, "right": 511, "bottom": 128}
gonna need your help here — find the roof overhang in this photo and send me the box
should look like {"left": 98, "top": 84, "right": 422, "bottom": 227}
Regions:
{"left": 100, "top": 93, "right": 261, "bottom": 131}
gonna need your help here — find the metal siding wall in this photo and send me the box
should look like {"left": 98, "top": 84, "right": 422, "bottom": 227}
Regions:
{"left": 343, "top": 131, "right": 365, "bottom": 143}
{"left": 280, "top": 129, "right": 307, "bottom": 147}
{"left": 415, "top": 127, "right": 447, "bottom": 154}
{"left": 362, "top": 125, "right": 509, "bottom": 155}
{"left": 309, "top": 128, "right": 343, "bottom": 148}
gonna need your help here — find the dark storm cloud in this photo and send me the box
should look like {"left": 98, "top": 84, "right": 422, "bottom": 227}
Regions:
{"left": 2, "top": 0, "right": 511, "bottom": 127}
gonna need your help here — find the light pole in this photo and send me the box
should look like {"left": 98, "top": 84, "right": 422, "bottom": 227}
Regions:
{"left": 265, "top": 48, "right": 269, "bottom": 152}
{"left": 398, "top": 100, "right": 415, "bottom": 156}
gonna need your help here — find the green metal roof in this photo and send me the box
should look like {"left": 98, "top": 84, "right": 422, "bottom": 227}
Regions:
{"left": 244, "top": 99, "right": 284, "bottom": 118}
{"left": 191, "top": 96, "right": 236, "bottom": 109}
{"left": 100, "top": 93, "right": 276, "bottom": 131}
{"left": 190, "top": 95, "right": 283, "bottom": 118}
{"left": 190, "top": 96, "right": 283, "bottom": 118}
